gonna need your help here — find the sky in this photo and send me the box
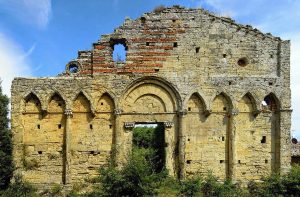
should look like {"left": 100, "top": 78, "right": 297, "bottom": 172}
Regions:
{"left": 0, "top": 0, "right": 299, "bottom": 138}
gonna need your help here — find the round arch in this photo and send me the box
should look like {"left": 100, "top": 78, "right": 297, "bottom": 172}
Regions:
{"left": 120, "top": 77, "right": 182, "bottom": 112}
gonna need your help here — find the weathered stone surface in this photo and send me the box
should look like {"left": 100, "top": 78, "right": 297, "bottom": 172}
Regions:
{"left": 11, "top": 6, "right": 291, "bottom": 188}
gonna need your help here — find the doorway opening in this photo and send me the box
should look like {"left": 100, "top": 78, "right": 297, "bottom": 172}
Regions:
{"left": 133, "top": 123, "right": 166, "bottom": 173}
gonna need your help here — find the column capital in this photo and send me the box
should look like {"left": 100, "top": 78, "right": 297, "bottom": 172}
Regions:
{"left": 164, "top": 121, "right": 174, "bottom": 128}
{"left": 64, "top": 109, "right": 73, "bottom": 117}
{"left": 230, "top": 108, "right": 239, "bottom": 116}
{"left": 114, "top": 108, "right": 123, "bottom": 115}
{"left": 124, "top": 122, "right": 135, "bottom": 131}
{"left": 178, "top": 109, "right": 187, "bottom": 116}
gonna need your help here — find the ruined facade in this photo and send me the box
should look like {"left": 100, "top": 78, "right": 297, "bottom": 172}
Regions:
{"left": 11, "top": 6, "right": 292, "bottom": 187}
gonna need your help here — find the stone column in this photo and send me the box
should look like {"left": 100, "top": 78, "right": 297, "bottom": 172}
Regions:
{"left": 228, "top": 108, "right": 238, "bottom": 181}
{"left": 279, "top": 109, "right": 292, "bottom": 173}
{"left": 164, "top": 121, "right": 174, "bottom": 176}
{"left": 178, "top": 109, "right": 187, "bottom": 179}
{"left": 114, "top": 108, "right": 122, "bottom": 165}
{"left": 63, "top": 109, "right": 72, "bottom": 185}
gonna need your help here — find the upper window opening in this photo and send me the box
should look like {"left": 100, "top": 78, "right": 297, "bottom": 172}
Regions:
{"left": 110, "top": 38, "right": 127, "bottom": 63}
{"left": 113, "top": 44, "right": 126, "bottom": 62}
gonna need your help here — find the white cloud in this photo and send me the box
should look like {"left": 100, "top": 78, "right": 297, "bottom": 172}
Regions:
{"left": 0, "top": 33, "right": 32, "bottom": 97}
{"left": 0, "top": 0, "right": 52, "bottom": 29}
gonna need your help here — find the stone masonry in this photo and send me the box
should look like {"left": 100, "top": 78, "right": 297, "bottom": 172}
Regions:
{"left": 11, "top": 6, "right": 292, "bottom": 188}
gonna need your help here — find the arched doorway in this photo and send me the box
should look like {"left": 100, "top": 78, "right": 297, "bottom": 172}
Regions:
{"left": 119, "top": 78, "right": 181, "bottom": 176}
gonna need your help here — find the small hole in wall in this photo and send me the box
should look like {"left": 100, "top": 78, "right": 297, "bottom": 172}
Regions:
{"left": 154, "top": 69, "right": 160, "bottom": 72}
{"left": 220, "top": 160, "right": 224, "bottom": 163}
{"left": 146, "top": 42, "right": 150, "bottom": 46}
{"left": 58, "top": 103, "right": 62, "bottom": 107}
{"left": 37, "top": 124, "right": 40, "bottom": 129}
{"left": 195, "top": 47, "right": 200, "bottom": 53}
{"left": 109, "top": 125, "right": 112, "bottom": 129}
{"left": 265, "top": 159, "right": 268, "bottom": 163}
{"left": 223, "top": 107, "right": 227, "bottom": 111}
{"left": 223, "top": 54, "right": 227, "bottom": 58}
{"left": 90, "top": 124, "right": 93, "bottom": 129}
{"left": 172, "top": 19, "right": 176, "bottom": 23}
{"left": 229, "top": 81, "right": 232, "bottom": 85}
{"left": 186, "top": 160, "right": 192, "bottom": 164}
{"left": 173, "top": 42, "right": 178, "bottom": 47}
{"left": 58, "top": 124, "right": 62, "bottom": 129}
{"left": 90, "top": 151, "right": 94, "bottom": 155}
{"left": 188, "top": 107, "right": 191, "bottom": 111}
{"left": 141, "top": 16, "right": 146, "bottom": 24}
{"left": 101, "top": 102, "right": 104, "bottom": 105}
{"left": 237, "top": 57, "right": 248, "bottom": 67}
{"left": 238, "top": 160, "right": 241, "bottom": 164}
{"left": 38, "top": 151, "right": 43, "bottom": 154}
{"left": 270, "top": 54, "right": 274, "bottom": 58}
{"left": 222, "top": 136, "right": 225, "bottom": 141}
{"left": 261, "top": 136, "right": 266, "bottom": 143}
{"left": 187, "top": 138, "right": 190, "bottom": 141}
{"left": 269, "top": 82, "right": 273, "bottom": 86}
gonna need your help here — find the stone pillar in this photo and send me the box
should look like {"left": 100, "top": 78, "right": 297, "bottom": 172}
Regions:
{"left": 228, "top": 108, "right": 238, "bottom": 181}
{"left": 63, "top": 109, "right": 72, "bottom": 185}
{"left": 178, "top": 109, "right": 187, "bottom": 179}
{"left": 114, "top": 108, "right": 122, "bottom": 165}
{"left": 279, "top": 109, "right": 292, "bottom": 173}
{"left": 164, "top": 121, "right": 174, "bottom": 176}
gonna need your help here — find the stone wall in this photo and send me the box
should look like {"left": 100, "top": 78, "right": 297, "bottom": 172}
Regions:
{"left": 11, "top": 6, "right": 291, "bottom": 188}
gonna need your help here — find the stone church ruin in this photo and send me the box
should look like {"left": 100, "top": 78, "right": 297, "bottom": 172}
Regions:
{"left": 11, "top": 6, "right": 291, "bottom": 187}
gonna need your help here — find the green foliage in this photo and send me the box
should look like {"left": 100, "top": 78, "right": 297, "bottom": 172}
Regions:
{"left": 157, "top": 177, "right": 181, "bottom": 196}
{"left": 90, "top": 151, "right": 166, "bottom": 197}
{"left": 0, "top": 174, "right": 38, "bottom": 197}
{"left": 202, "top": 173, "right": 243, "bottom": 197}
{"left": 282, "top": 164, "right": 300, "bottom": 196}
{"left": 179, "top": 176, "right": 202, "bottom": 197}
{"left": 40, "top": 183, "right": 63, "bottom": 197}
{"left": 248, "top": 165, "right": 300, "bottom": 197}
{"left": 133, "top": 125, "right": 165, "bottom": 173}
{"left": 0, "top": 83, "right": 13, "bottom": 190}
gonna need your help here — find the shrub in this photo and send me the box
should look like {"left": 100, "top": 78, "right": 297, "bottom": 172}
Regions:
{"left": 41, "top": 183, "right": 63, "bottom": 197}
{"left": 91, "top": 151, "right": 166, "bottom": 197}
{"left": 1, "top": 174, "right": 38, "bottom": 197}
{"left": 218, "top": 179, "right": 244, "bottom": 197}
{"left": 282, "top": 164, "right": 300, "bottom": 196}
{"left": 248, "top": 173, "right": 285, "bottom": 197}
{"left": 202, "top": 173, "right": 220, "bottom": 197}
{"left": 179, "top": 176, "right": 202, "bottom": 197}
